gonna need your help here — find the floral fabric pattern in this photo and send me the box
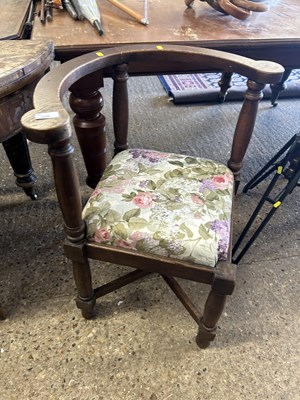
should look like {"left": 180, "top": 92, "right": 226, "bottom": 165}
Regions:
{"left": 82, "top": 149, "right": 234, "bottom": 267}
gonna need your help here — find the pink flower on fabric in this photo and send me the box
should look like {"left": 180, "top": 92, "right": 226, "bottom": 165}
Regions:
{"left": 90, "top": 188, "right": 102, "bottom": 198}
{"left": 128, "top": 231, "right": 148, "bottom": 248}
{"left": 212, "top": 172, "right": 233, "bottom": 189}
{"left": 194, "top": 211, "right": 202, "bottom": 219}
{"left": 129, "top": 231, "right": 145, "bottom": 241}
{"left": 115, "top": 239, "right": 134, "bottom": 249}
{"left": 132, "top": 192, "right": 153, "bottom": 208}
{"left": 144, "top": 151, "right": 169, "bottom": 159}
{"left": 94, "top": 228, "right": 110, "bottom": 242}
{"left": 191, "top": 194, "right": 204, "bottom": 205}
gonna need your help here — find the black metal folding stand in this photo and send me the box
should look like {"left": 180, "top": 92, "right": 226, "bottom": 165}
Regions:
{"left": 232, "top": 133, "right": 300, "bottom": 264}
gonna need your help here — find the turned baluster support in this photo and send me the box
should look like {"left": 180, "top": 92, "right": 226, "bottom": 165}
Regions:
{"left": 228, "top": 79, "right": 265, "bottom": 191}
{"left": 112, "top": 63, "right": 130, "bottom": 155}
{"left": 69, "top": 70, "right": 106, "bottom": 189}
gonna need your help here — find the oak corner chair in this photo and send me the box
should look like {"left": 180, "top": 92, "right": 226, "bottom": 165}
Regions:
{"left": 21, "top": 44, "right": 283, "bottom": 348}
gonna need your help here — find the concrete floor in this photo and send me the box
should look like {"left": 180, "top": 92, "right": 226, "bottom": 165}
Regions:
{"left": 0, "top": 77, "right": 299, "bottom": 399}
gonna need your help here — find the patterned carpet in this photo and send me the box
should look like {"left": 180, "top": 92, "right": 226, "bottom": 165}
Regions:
{"left": 159, "top": 70, "right": 300, "bottom": 104}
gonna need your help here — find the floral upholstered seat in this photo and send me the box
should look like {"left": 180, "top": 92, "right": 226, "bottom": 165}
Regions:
{"left": 83, "top": 149, "right": 234, "bottom": 267}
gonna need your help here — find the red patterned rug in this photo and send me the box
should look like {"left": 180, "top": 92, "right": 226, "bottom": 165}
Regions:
{"left": 159, "top": 70, "right": 300, "bottom": 104}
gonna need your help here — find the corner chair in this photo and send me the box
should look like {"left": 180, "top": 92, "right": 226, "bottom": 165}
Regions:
{"left": 21, "top": 44, "right": 283, "bottom": 347}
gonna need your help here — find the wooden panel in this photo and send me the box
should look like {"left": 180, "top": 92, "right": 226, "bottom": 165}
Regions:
{"left": 0, "top": 0, "right": 31, "bottom": 40}
{"left": 31, "top": 0, "right": 300, "bottom": 50}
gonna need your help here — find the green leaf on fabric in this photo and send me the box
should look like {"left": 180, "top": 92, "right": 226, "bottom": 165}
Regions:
{"left": 164, "top": 169, "right": 183, "bottom": 179}
{"left": 138, "top": 162, "right": 147, "bottom": 173}
{"left": 135, "top": 239, "right": 146, "bottom": 251}
{"left": 185, "top": 156, "right": 198, "bottom": 164}
{"left": 159, "top": 188, "right": 180, "bottom": 202}
{"left": 122, "top": 192, "right": 137, "bottom": 201}
{"left": 159, "top": 239, "right": 169, "bottom": 249}
{"left": 155, "top": 179, "right": 166, "bottom": 189}
{"left": 147, "top": 168, "right": 161, "bottom": 176}
{"left": 104, "top": 209, "right": 121, "bottom": 223}
{"left": 205, "top": 192, "right": 219, "bottom": 201}
{"left": 179, "top": 223, "right": 193, "bottom": 238}
{"left": 123, "top": 208, "right": 141, "bottom": 221}
{"left": 113, "top": 223, "right": 128, "bottom": 239}
{"left": 102, "top": 164, "right": 121, "bottom": 178}
{"left": 85, "top": 201, "right": 110, "bottom": 218}
{"left": 165, "top": 202, "right": 184, "bottom": 210}
{"left": 198, "top": 225, "right": 211, "bottom": 240}
{"left": 128, "top": 217, "right": 148, "bottom": 229}
{"left": 145, "top": 180, "right": 156, "bottom": 190}
{"left": 86, "top": 222, "right": 98, "bottom": 236}
{"left": 153, "top": 231, "right": 163, "bottom": 240}
{"left": 168, "top": 160, "right": 184, "bottom": 167}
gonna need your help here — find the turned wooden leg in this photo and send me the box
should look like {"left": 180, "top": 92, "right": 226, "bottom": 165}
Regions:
{"left": 72, "top": 258, "right": 95, "bottom": 319}
{"left": 270, "top": 68, "right": 292, "bottom": 106}
{"left": 196, "top": 262, "right": 236, "bottom": 348}
{"left": 69, "top": 71, "right": 106, "bottom": 189}
{"left": 228, "top": 80, "right": 265, "bottom": 191}
{"left": 112, "top": 63, "right": 130, "bottom": 155}
{"left": 48, "top": 139, "right": 95, "bottom": 318}
{"left": 196, "top": 289, "right": 227, "bottom": 348}
{"left": 64, "top": 243, "right": 95, "bottom": 319}
{"left": 2, "top": 131, "right": 37, "bottom": 200}
{"left": 218, "top": 72, "right": 233, "bottom": 102}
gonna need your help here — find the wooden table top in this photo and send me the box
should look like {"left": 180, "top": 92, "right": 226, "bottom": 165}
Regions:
{"left": 0, "top": 40, "right": 54, "bottom": 98}
{"left": 0, "top": 0, "right": 31, "bottom": 40}
{"left": 31, "top": 0, "right": 300, "bottom": 60}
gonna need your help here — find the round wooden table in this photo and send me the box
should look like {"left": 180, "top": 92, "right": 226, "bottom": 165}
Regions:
{"left": 0, "top": 39, "right": 53, "bottom": 199}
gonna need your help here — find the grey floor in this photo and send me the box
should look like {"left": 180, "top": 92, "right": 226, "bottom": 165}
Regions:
{"left": 0, "top": 76, "right": 299, "bottom": 400}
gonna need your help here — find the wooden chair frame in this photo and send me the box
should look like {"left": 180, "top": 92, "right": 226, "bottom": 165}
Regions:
{"left": 21, "top": 44, "right": 283, "bottom": 347}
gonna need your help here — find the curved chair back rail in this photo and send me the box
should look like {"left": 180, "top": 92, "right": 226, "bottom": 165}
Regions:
{"left": 21, "top": 44, "right": 284, "bottom": 144}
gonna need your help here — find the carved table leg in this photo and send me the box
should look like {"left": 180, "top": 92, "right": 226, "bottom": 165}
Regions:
{"left": 2, "top": 130, "right": 37, "bottom": 200}
{"left": 270, "top": 69, "right": 292, "bottom": 106}
{"left": 69, "top": 71, "right": 106, "bottom": 189}
{"left": 218, "top": 72, "right": 233, "bottom": 102}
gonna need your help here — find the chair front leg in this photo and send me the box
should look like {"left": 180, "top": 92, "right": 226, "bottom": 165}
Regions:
{"left": 73, "top": 259, "right": 96, "bottom": 319}
{"left": 48, "top": 139, "right": 95, "bottom": 318}
{"left": 196, "top": 262, "right": 236, "bottom": 348}
{"left": 196, "top": 289, "right": 227, "bottom": 348}
{"left": 64, "top": 242, "right": 96, "bottom": 319}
